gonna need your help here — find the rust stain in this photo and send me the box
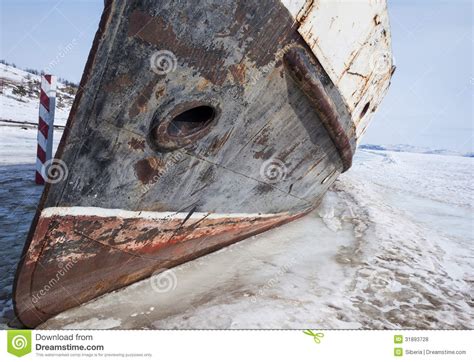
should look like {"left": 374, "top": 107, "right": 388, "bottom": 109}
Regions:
{"left": 155, "top": 86, "right": 165, "bottom": 99}
{"left": 278, "top": 142, "right": 299, "bottom": 162}
{"left": 128, "top": 79, "right": 156, "bottom": 118}
{"left": 39, "top": 212, "right": 300, "bottom": 258}
{"left": 103, "top": 73, "right": 133, "bottom": 92}
{"left": 206, "top": 128, "right": 233, "bottom": 155}
{"left": 196, "top": 78, "right": 210, "bottom": 91}
{"left": 254, "top": 130, "right": 270, "bottom": 146}
{"left": 14, "top": 209, "right": 308, "bottom": 325}
{"left": 229, "top": 63, "right": 247, "bottom": 83}
{"left": 127, "top": 6, "right": 297, "bottom": 86}
{"left": 254, "top": 148, "right": 274, "bottom": 160}
{"left": 289, "top": 152, "right": 313, "bottom": 177}
{"left": 134, "top": 157, "right": 165, "bottom": 185}
{"left": 12, "top": 0, "right": 379, "bottom": 329}
{"left": 347, "top": 70, "right": 366, "bottom": 79}
{"left": 298, "top": 0, "right": 315, "bottom": 24}
{"left": 373, "top": 15, "right": 381, "bottom": 25}
{"left": 127, "top": 10, "right": 227, "bottom": 85}
{"left": 128, "top": 138, "right": 146, "bottom": 151}
{"left": 300, "top": 157, "right": 324, "bottom": 179}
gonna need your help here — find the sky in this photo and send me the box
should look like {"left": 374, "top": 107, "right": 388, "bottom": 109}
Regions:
{"left": 1, "top": 0, "right": 473, "bottom": 152}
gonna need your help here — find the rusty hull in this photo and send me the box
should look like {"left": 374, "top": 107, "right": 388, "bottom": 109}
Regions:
{"left": 14, "top": 0, "right": 363, "bottom": 327}
{"left": 15, "top": 210, "right": 307, "bottom": 327}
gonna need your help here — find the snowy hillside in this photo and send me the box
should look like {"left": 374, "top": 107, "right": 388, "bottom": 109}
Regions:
{"left": 0, "top": 63, "right": 76, "bottom": 126}
{"left": 360, "top": 144, "right": 473, "bottom": 158}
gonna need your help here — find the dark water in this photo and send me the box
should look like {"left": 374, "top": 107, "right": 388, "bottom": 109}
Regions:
{"left": 0, "top": 164, "right": 42, "bottom": 326}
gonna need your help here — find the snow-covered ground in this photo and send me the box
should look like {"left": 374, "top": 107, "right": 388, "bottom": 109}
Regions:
{"left": 0, "top": 64, "right": 74, "bottom": 126}
{"left": 0, "top": 123, "right": 472, "bottom": 329}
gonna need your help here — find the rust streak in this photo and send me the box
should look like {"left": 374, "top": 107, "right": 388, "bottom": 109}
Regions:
{"left": 134, "top": 157, "right": 165, "bottom": 185}
{"left": 284, "top": 47, "right": 354, "bottom": 172}
{"left": 128, "top": 138, "right": 146, "bottom": 151}
{"left": 128, "top": 79, "right": 156, "bottom": 118}
{"left": 297, "top": 0, "right": 316, "bottom": 24}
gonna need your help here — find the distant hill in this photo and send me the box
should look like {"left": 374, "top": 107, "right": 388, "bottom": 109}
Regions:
{"left": 359, "top": 143, "right": 473, "bottom": 158}
{"left": 0, "top": 62, "right": 77, "bottom": 126}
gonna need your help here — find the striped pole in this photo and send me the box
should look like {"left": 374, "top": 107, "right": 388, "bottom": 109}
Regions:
{"left": 35, "top": 75, "right": 57, "bottom": 185}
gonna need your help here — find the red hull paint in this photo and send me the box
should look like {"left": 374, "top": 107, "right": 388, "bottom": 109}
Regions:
{"left": 14, "top": 210, "right": 309, "bottom": 327}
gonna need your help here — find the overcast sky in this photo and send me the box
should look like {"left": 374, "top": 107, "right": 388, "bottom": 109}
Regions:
{"left": 1, "top": 0, "right": 472, "bottom": 152}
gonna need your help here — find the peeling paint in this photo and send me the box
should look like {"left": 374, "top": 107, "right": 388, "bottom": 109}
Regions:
{"left": 14, "top": 0, "right": 393, "bottom": 328}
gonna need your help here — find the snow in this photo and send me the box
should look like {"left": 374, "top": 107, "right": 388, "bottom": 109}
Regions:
{"left": 62, "top": 318, "right": 122, "bottom": 330}
{"left": 0, "top": 65, "right": 36, "bottom": 84}
{"left": 0, "top": 64, "right": 73, "bottom": 126}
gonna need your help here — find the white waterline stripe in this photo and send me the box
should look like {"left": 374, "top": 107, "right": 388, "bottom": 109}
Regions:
{"left": 41, "top": 207, "right": 283, "bottom": 220}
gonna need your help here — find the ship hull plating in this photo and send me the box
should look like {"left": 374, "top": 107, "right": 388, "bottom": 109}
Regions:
{"left": 13, "top": 0, "right": 393, "bottom": 327}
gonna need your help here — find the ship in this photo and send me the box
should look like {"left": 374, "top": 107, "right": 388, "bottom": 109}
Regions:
{"left": 13, "top": 0, "right": 394, "bottom": 327}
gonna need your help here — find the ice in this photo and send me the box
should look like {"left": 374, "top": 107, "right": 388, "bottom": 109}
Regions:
{"left": 62, "top": 318, "right": 122, "bottom": 330}
{"left": 26, "top": 149, "right": 471, "bottom": 329}
{"left": 0, "top": 127, "right": 62, "bottom": 165}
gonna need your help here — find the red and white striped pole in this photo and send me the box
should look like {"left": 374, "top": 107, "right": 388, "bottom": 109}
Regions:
{"left": 35, "top": 74, "right": 57, "bottom": 185}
